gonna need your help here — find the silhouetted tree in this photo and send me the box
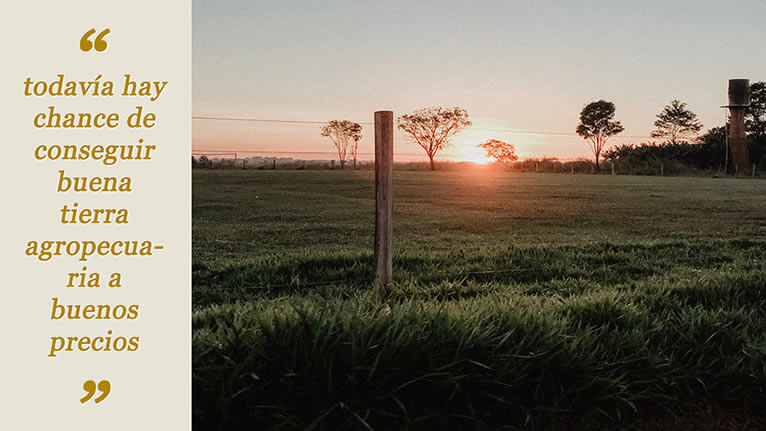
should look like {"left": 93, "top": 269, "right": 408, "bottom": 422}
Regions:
{"left": 397, "top": 107, "right": 471, "bottom": 170}
{"left": 746, "top": 81, "right": 765, "bottom": 138}
{"left": 349, "top": 125, "right": 363, "bottom": 169}
{"left": 650, "top": 100, "right": 703, "bottom": 144}
{"left": 478, "top": 139, "right": 519, "bottom": 163}
{"left": 198, "top": 155, "right": 210, "bottom": 168}
{"left": 576, "top": 100, "right": 624, "bottom": 172}
{"left": 321, "top": 120, "right": 362, "bottom": 169}
{"left": 745, "top": 83, "right": 766, "bottom": 168}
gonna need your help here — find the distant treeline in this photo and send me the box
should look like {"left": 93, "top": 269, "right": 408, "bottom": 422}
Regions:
{"left": 191, "top": 156, "right": 618, "bottom": 175}
{"left": 192, "top": 156, "right": 371, "bottom": 171}
{"left": 192, "top": 128, "right": 766, "bottom": 177}
{"left": 603, "top": 128, "right": 766, "bottom": 176}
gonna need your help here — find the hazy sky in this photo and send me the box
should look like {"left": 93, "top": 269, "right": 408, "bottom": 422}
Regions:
{"left": 193, "top": 0, "right": 766, "bottom": 162}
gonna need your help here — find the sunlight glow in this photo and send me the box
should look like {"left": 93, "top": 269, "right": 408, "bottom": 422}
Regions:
{"left": 448, "top": 133, "right": 501, "bottom": 165}
{"left": 454, "top": 143, "right": 493, "bottom": 164}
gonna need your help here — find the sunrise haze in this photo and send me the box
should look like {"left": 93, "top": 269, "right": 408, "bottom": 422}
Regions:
{"left": 193, "top": 0, "right": 766, "bottom": 162}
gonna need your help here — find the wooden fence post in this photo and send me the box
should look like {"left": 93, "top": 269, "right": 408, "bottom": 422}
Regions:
{"left": 374, "top": 110, "right": 393, "bottom": 286}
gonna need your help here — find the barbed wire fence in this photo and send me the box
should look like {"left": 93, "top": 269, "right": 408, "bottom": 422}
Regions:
{"left": 191, "top": 112, "right": 764, "bottom": 296}
{"left": 190, "top": 114, "right": 677, "bottom": 174}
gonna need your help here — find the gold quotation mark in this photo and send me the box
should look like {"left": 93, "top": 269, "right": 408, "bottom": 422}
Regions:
{"left": 80, "top": 380, "right": 111, "bottom": 404}
{"left": 80, "top": 28, "right": 110, "bottom": 52}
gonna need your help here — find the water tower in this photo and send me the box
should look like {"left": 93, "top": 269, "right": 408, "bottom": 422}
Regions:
{"left": 724, "top": 79, "right": 750, "bottom": 174}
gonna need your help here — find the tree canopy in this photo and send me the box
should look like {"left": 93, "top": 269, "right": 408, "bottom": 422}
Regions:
{"left": 478, "top": 139, "right": 518, "bottom": 163}
{"left": 746, "top": 81, "right": 765, "bottom": 137}
{"left": 576, "top": 100, "right": 624, "bottom": 172}
{"left": 397, "top": 107, "right": 471, "bottom": 170}
{"left": 650, "top": 100, "right": 703, "bottom": 144}
{"left": 349, "top": 126, "right": 363, "bottom": 169}
{"left": 320, "top": 120, "right": 362, "bottom": 169}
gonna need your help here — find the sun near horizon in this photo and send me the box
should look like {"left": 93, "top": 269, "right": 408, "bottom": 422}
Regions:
{"left": 449, "top": 141, "right": 493, "bottom": 165}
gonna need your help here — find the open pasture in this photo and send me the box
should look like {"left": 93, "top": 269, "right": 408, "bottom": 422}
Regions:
{"left": 193, "top": 169, "right": 766, "bottom": 430}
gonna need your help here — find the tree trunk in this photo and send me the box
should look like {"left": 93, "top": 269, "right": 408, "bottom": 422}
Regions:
{"left": 353, "top": 140, "right": 359, "bottom": 170}
{"left": 429, "top": 154, "right": 435, "bottom": 171}
{"left": 340, "top": 160, "right": 345, "bottom": 169}
{"left": 594, "top": 154, "right": 600, "bottom": 173}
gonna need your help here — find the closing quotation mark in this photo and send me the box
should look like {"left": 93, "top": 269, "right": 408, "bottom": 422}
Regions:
{"left": 80, "top": 379, "right": 111, "bottom": 404}
{"left": 80, "top": 28, "right": 110, "bottom": 52}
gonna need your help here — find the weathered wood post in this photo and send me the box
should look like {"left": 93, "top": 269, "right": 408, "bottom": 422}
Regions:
{"left": 726, "top": 79, "right": 751, "bottom": 175}
{"left": 374, "top": 110, "right": 393, "bottom": 286}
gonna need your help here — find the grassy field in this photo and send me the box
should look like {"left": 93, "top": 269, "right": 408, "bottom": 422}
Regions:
{"left": 193, "top": 169, "right": 766, "bottom": 430}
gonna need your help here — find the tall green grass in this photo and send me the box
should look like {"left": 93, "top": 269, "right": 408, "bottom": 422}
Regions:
{"left": 193, "top": 240, "right": 766, "bottom": 430}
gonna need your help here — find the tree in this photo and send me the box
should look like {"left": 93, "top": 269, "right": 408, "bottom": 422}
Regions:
{"left": 746, "top": 82, "right": 766, "bottom": 168}
{"left": 576, "top": 100, "right": 624, "bottom": 172}
{"left": 746, "top": 81, "right": 765, "bottom": 137}
{"left": 478, "top": 139, "right": 518, "bottom": 163}
{"left": 397, "top": 107, "right": 471, "bottom": 170}
{"left": 349, "top": 125, "right": 363, "bottom": 169}
{"left": 650, "top": 99, "right": 703, "bottom": 144}
{"left": 198, "top": 155, "right": 210, "bottom": 168}
{"left": 320, "top": 120, "right": 362, "bottom": 169}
